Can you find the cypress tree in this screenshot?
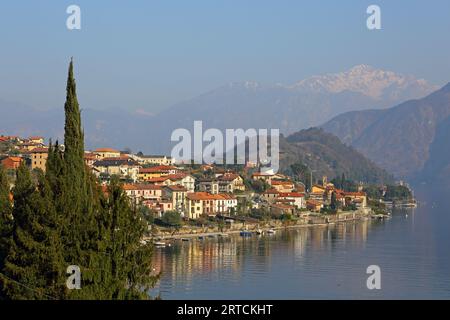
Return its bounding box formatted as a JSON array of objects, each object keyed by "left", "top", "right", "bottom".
[
  {"left": 1, "top": 165, "right": 65, "bottom": 299},
  {"left": 56, "top": 59, "right": 105, "bottom": 299},
  {"left": 0, "top": 164, "right": 13, "bottom": 299},
  {"left": 103, "top": 176, "right": 158, "bottom": 299}
]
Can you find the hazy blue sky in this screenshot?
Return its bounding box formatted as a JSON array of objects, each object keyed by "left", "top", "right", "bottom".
[{"left": 1, "top": 0, "right": 450, "bottom": 113}]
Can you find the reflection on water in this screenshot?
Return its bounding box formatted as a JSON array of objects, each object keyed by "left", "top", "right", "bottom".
[{"left": 151, "top": 187, "right": 450, "bottom": 299}]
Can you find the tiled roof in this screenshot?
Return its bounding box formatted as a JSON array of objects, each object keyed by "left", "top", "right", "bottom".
[
  {"left": 278, "top": 192, "right": 305, "bottom": 197},
  {"left": 94, "top": 148, "right": 120, "bottom": 153},
  {"left": 93, "top": 158, "right": 138, "bottom": 167},
  {"left": 30, "top": 147, "right": 49, "bottom": 153},
  {"left": 271, "top": 180, "right": 294, "bottom": 185},
  {"left": 123, "top": 184, "right": 162, "bottom": 191},
  {"left": 163, "top": 185, "right": 187, "bottom": 192}
]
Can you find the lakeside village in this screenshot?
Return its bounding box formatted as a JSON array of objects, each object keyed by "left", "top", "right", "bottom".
[{"left": 0, "top": 134, "right": 417, "bottom": 243}]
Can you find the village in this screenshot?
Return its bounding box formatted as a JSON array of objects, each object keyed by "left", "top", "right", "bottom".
[{"left": 0, "top": 134, "right": 380, "bottom": 234}]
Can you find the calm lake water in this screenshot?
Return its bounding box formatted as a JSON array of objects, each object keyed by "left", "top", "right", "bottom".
[{"left": 151, "top": 185, "right": 450, "bottom": 299}]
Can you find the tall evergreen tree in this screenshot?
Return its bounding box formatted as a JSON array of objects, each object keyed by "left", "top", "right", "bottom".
[
  {"left": 104, "top": 176, "right": 158, "bottom": 299},
  {"left": 55, "top": 60, "right": 106, "bottom": 299},
  {"left": 0, "top": 164, "right": 13, "bottom": 299},
  {"left": 1, "top": 165, "right": 65, "bottom": 299}
]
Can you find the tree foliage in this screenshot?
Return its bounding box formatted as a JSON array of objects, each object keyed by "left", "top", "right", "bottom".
[{"left": 0, "top": 60, "right": 157, "bottom": 300}]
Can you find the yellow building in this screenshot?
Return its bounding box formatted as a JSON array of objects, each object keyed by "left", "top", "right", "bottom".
[
  {"left": 30, "top": 147, "right": 49, "bottom": 172},
  {"left": 186, "top": 193, "right": 204, "bottom": 220},
  {"left": 93, "top": 148, "right": 121, "bottom": 159},
  {"left": 140, "top": 155, "right": 174, "bottom": 166},
  {"left": 311, "top": 184, "right": 326, "bottom": 194},
  {"left": 138, "top": 165, "right": 179, "bottom": 181}
]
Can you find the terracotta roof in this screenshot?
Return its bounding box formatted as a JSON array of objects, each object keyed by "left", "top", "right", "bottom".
[
  {"left": 166, "top": 173, "right": 190, "bottom": 181},
  {"left": 218, "top": 173, "right": 240, "bottom": 181},
  {"left": 1, "top": 157, "right": 23, "bottom": 170},
  {"left": 122, "top": 184, "right": 162, "bottom": 191},
  {"left": 163, "top": 185, "right": 187, "bottom": 192},
  {"left": 278, "top": 192, "right": 305, "bottom": 198},
  {"left": 93, "top": 158, "right": 138, "bottom": 167},
  {"left": 145, "top": 177, "right": 171, "bottom": 183},
  {"left": 30, "top": 147, "right": 49, "bottom": 153},
  {"left": 139, "top": 165, "right": 177, "bottom": 173},
  {"left": 186, "top": 192, "right": 232, "bottom": 201},
  {"left": 306, "top": 199, "right": 323, "bottom": 206},
  {"left": 94, "top": 148, "right": 120, "bottom": 153},
  {"left": 271, "top": 180, "right": 294, "bottom": 185}
]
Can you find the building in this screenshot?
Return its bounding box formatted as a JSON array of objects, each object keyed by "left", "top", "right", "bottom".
[
  {"left": 199, "top": 174, "right": 245, "bottom": 194},
  {"left": 84, "top": 152, "right": 98, "bottom": 167},
  {"left": 30, "top": 147, "right": 49, "bottom": 172},
  {"left": 138, "top": 165, "right": 179, "bottom": 180},
  {"left": 198, "top": 179, "right": 220, "bottom": 194},
  {"left": 139, "top": 155, "right": 174, "bottom": 166},
  {"left": 262, "top": 189, "right": 280, "bottom": 203},
  {"left": 270, "top": 180, "right": 295, "bottom": 192},
  {"left": 122, "top": 184, "right": 163, "bottom": 204},
  {"left": 217, "top": 173, "right": 245, "bottom": 192},
  {"left": 252, "top": 172, "right": 274, "bottom": 183},
  {"left": 1, "top": 156, "right": 23, "bottom": 181},
  {"left": 278, "top": 192, "right": 306, "bottom": 209},
  {"left": 93, "top": 148, "right": 121, "bottom": 159},
  {"left": 29, "top": 136, "right": 44, "bottom": 145},
  {"left": 145, "top": 173, "right": 195, "bottom": 192},
  {"left": 306, "top": 199, "right": 323, "bottom": 212},
  {"left": 342, "top": 191, "right": 367, "bottom": 208},
  {"left": 270, "top": 203, "right": 296, "bottom": 216},
  {"left": 93, "top": 157, "right": 140, "bottom": 181},
  {"left": 185, "top": 192, "right": 237, "bottom": 219},
  {"left": 217, "top": 193, "right": 238, "bottom": 215},
  {"left": 163, "top": 185, "right": 188, "bottom": 215},
  {"left": 1, "top": 156, "right": 23, "bottom": 171}
]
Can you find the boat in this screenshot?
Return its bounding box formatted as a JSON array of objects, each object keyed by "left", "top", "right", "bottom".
[
  {"left": 267, "top": 229, "right": 276, "bottom": 235},
  {"left": 218, "top": 233, "right": 229, "bottom": 238},
  {"left": 240, "top": 231, "right": 252, "bottom": 237},
  {"left": 198, "top": 236, "right": 205, "bottom": 240},
  {"left": 154, "top": 241, "right": 167, "bottom": 247},
  {"left": 181, "top": 238, "right": 190, "bottom": 242},
  {"left": 208, "top": 234, "right": 216, "bottom": 238}
]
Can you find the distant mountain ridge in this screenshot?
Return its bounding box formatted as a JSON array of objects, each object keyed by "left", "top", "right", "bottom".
[
  {"left": 0, "top": 65, "right": 437, "bottom": 155},
  {"left": 289, "top": 64, "right": 435, "bottom": 100},
  {"left": 322, "top": 83, "right": 450, "bottom": 181},
  {"left": 279, "top": 128, "right": 393, "bottom": 184}
]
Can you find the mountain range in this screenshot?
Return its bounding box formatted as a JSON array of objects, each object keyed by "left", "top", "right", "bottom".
[
  {"left": 279, "top": 128, "right": 393, "bottom": 184},
  {"left": 322, "top": 83, "right": 450, "bottom": 182},
  {"left": 0, "top": 65, "right": 437, "bottom": 155}
]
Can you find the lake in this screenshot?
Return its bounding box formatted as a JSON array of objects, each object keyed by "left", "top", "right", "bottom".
[{"left": 150, "top": 185, "right": 450, "bottom": 299}]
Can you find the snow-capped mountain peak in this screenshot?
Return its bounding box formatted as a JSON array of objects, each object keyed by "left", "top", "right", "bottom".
[{"left": 289, "top": 65, "right": 437, "bottom": 99}]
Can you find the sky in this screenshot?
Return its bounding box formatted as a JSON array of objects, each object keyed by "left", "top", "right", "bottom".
[{"left": 1, "top": 0, "right": 450, "bottom": 113}]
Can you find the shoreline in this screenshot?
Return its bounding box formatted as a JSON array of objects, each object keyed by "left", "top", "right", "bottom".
[{"left": 146, "top": 209, "right": 376, "bottom": 242}]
